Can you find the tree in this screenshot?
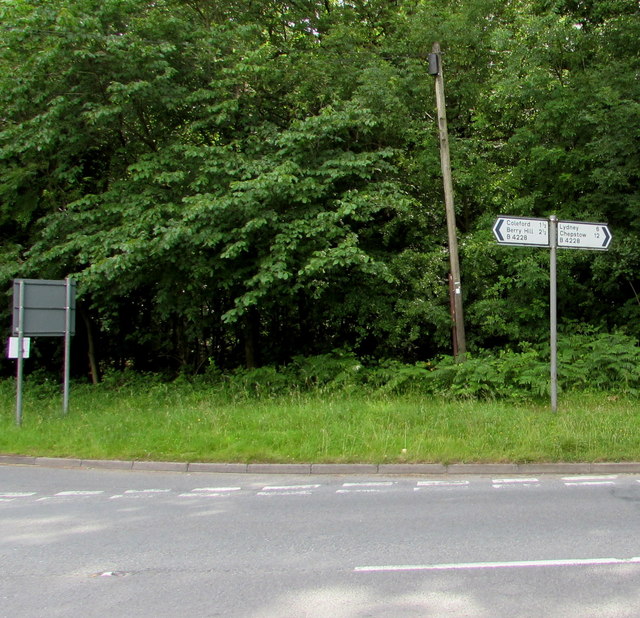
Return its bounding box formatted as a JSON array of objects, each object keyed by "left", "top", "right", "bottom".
[{"left": 1, "top": 0, "right": 637, "bottom": 377}]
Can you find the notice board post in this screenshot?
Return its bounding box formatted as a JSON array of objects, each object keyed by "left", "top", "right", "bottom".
[
  {"left": 11, "top": 278, "right": 76, "bottom": 425},
  {"left": 15, "top": 279, "right": 25, "bottom": 426}
]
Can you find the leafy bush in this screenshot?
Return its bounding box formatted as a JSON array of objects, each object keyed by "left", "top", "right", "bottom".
[
  {"left": 425, "top": 347, "right": 547, "bottom": 400},
  {"left": 558, "top": 332, "right": 640, "bottom": 395},
  {"left": 427, "top": 332, "right": 640, "bottom": 400},
  {"left": 288, "top": 350, "right": 365, "bottom": 390},
  {"left": 77, "top": 333, "right": 640, "bottom": 401}
]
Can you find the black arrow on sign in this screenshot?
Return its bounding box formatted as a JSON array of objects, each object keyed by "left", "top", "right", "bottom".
[{"left": 493, "top": 219, "right": 505, "bottom": 242}]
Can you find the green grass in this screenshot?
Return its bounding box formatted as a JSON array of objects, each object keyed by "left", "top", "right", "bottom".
[{"left": 1, "top": 377, "right": 639, "bottom": 463}]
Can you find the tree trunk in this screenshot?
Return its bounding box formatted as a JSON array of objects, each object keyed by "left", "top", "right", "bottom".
[
  {"left": 243, "top": 308, "right": 260, "bottom": 369},
  {"left": 80, "top": 308, "right": 100, "bottom": 384}
]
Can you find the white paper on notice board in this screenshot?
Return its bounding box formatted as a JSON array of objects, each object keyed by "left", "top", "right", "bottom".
[{"left": 7, "top": 337, "right": 31, "bottom": 359}]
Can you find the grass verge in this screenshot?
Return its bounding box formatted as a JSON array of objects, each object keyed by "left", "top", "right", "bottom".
[{"left": 0, "top": 378, "right": 638, "bottom": 463}]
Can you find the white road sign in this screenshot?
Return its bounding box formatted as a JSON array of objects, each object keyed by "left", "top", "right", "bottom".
[
  {"left": 557, "top": 221, "right": 611, "bottom": 250},
  {"left": 492, "top": 217, "right": 549, "bottom": 247},
  {"left": 7, "top": 337, "right": 30, "bottom": 359}
]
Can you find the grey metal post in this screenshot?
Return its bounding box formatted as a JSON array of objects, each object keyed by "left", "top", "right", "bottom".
[
  {"left": 63, "top": 278, "right": 72, "bottom": 414},
  {"left": 16, "top": 280, "right": 25, "bottom": 426},
  {"left": 549, "top": 216, "right": 558, "bottom": 413}
]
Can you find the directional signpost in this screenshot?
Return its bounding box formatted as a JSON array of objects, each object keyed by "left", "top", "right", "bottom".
[
  {"left": 493, "top": 216, "right": 612, "bottom": 412},
  {"left": 493, "top": 217, "right": 612, "bottom": 250},
  {"left": 557, "top": 221, "right": 612, "bottom": 250},
  {"left": 492, "top": 216, "right": 549, "bottom": 247}
]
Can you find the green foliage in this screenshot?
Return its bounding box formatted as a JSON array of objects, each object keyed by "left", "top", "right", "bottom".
[
  {"left": 558, "top": 332, "right": 640, "bottom": 395},
  {"left": 141, "top": 333, "right": 640, "bottom": 401},
  {"left": 429, "top": 332, "right": 640, "bottom": 400},
  {"left": 427, "top": 348, "right": 547, "bottom": 399},
  {"left": 0, "top": 0, "right": 639, "bottom": 375}
]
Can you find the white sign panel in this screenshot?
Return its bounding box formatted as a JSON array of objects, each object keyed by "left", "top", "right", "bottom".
[
  {"left": 7, "top": 337, "right": 30, "bottom": 359},
  {"left": 557, "top": 221, "right": 612, "bottom": 250},
  {"left": 493, "top": 217, "right": 549, "bottom": 247}
]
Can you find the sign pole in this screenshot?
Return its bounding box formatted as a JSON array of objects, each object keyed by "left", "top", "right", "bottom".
[
  {"left": 63, "top": 278, "right": 72, "bottom": 415},
  {"left": 16, "top": 280, "right": 25, "bottom": 426},
  {"left": 493, "top": 215, "right": 611, "bottom": 413},
  {"left": 549, "top": 216, "right": 558, "bottom": 413}
]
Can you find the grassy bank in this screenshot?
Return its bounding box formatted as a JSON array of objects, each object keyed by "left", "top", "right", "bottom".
[{"left": 0, "top": 376, "right": 639, "bottom": 463}]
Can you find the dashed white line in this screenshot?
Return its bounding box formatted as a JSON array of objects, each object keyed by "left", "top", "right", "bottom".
[
  {"left": 336, "top": 489, "right": 383, "bottom": 494},
  {"left": 562, "top": 475, "right": 617, "bottom": 482},
  {"left": 124, "top": 489, "right": 172, "bottom": 494},
  {"left": 342, "top": 482, "right": 395, "bottom": 488},
  {"left": 261, "top": 485, "right": 321, "bottom": 491},
  {"left": 112, "top": 489, "right": 173, "bottom": 499},
  {"left": 55, "top": 490, "right": 104, "bottom": 496},
  {"left": 493, "top": 478, "right": 540, "bottom": 488},
  {"left": 6, "top": 475, "right": 640, "bottom": 506},
  {"left": 258, "top": 485, "right": 319, "bottom": 496},
  {"left": 0, "top": 492, "right": 36, "bottom": 498},
  {"left": 415, "top": 480, "right": 470, "bottom": 489},
  {"left": 179, "top": 487, "right": 243, "bottom": 498},
  {"left": 493, "top": 478, "right": 539, "bottom": 485},
  {"left": 565, "top": 481, "right": 616, "bottom": 487},
  {"left": 191, "top": 487, "right": 241, "bottom": 493},
  {"left": 178, "top": 493, "right": 236, "bottom": 498},
  {"left": 563, "top": 475, "right": 617, "bottom": 487}
]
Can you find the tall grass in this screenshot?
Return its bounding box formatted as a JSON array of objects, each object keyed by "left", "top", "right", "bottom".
[{"left": 1, "top": 373, "right": 639, "bottom": 463}]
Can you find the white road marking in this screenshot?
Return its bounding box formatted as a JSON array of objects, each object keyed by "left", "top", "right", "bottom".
[
  {"left": 257, "top": 490, "right": 313, "bottom": 496},
  {"left": 191, "top": 487, "right": 241, "bottom": 492},
  {"left": 562, "top": 475, "right": 617, "bottom": 482},
  {"left": 0, "top": 492, "right": 36, "bottom": 498},
  {"left": 178, "top": 492, "right": 235, "bottom": 498},
  {"left": 492, "top": 478, "right": 539, "bottom": 484},
  {"left": 179, "top": 487, "right": 243, "bottom": 498},
  {"left": 124, "top": 489, "right": 172, "bottom": 494},
  {"left": 493, "top": 478, "right": 540, "bottom": 488},
  {"left": 564, "top": 481, "right": 616, "bottom": 487},
  {"left": 261, "top": 485, "right": 321, "bottom": 491},
  {"left": 342, "top": 482, "right": 394, "bottom": 487},
  {"left": 354, "top": 557, "right": 640, "bottom": 573},
  {"left": 112, "top": 488, "right": 173, "bottom": 499},
  {"left": 10, "top": 474, "right": 640, "bottom": 507},
  {"left": 416, "top": 480, "right": 470, "bottom": 488},
  {"left": 336, "top": 489, "right": 382, "bottom": 494},
  {"left": 55, "top": 490, "right": 104, "bottom": 496}
]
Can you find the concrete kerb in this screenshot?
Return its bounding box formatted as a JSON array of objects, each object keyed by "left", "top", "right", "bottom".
[
  {"left": 35, "top": 457, "right": 82, "bottom": 468},
  {"left": 3, "top": 455, "right": 640, "bottom": 475}
]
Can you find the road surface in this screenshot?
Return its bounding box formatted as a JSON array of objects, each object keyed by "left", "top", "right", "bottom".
[{"left": 2, "top": 466, "right": 640, "bottom": 617}]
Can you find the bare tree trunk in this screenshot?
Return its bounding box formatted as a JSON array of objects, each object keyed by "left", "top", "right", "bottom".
[
  {"left": 243, "top": 308, "right": 260, "bottom": 369},
  {"left": 81, "top": 308, "right": 100, "bottom": 384}
]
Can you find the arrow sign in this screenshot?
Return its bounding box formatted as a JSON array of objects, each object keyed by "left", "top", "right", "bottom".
[
  {"left": 557, "top": 221, "right": 612, "bottom": 250},
  {"left": 493, "top": 217, "right": 549, "bottom": 247}
]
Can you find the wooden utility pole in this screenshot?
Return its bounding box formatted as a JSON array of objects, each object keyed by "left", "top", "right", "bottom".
[{"left": 429, "top": 42, "right": 466, "bottom": 360}]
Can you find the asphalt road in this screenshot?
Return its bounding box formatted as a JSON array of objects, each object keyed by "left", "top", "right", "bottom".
[{"left": 2, "top": 466, "right": 640, "bottom": 617}]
